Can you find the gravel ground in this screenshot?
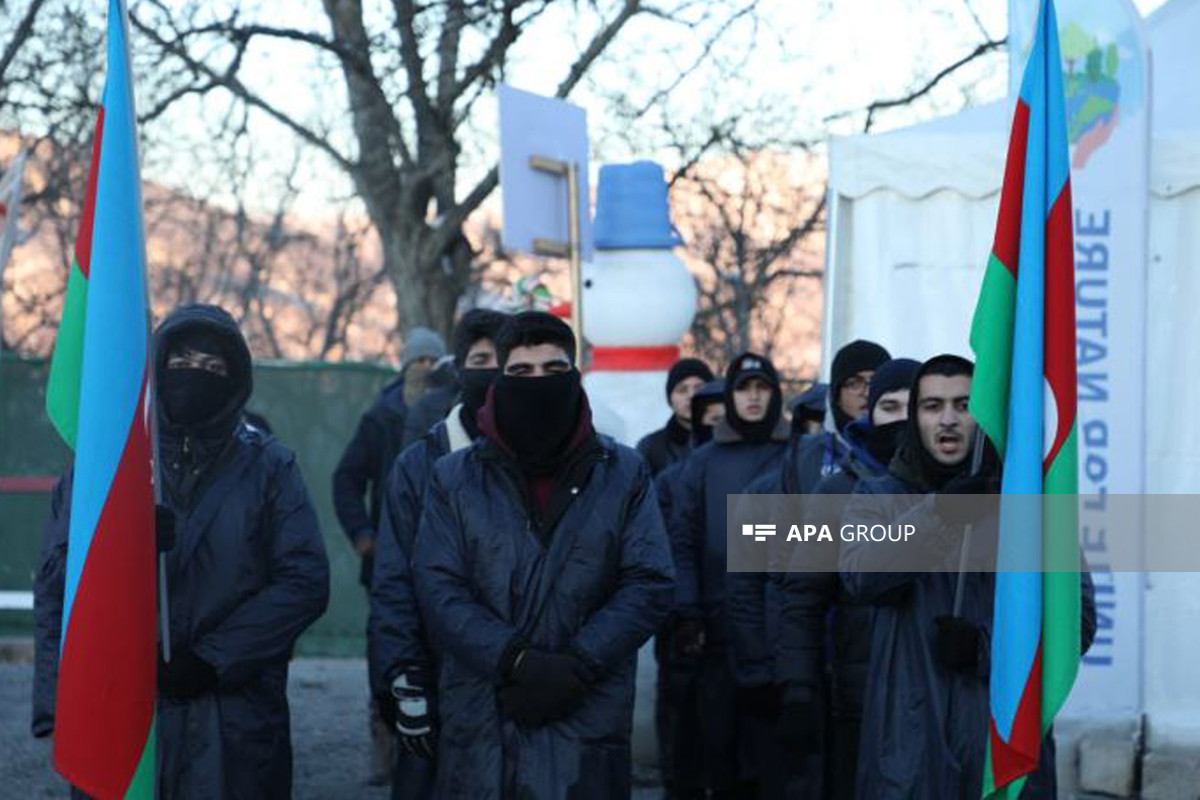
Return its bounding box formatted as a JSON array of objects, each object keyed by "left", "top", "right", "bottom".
[{"left": 1, "top": 658, "right": 662, "bottom": 799}]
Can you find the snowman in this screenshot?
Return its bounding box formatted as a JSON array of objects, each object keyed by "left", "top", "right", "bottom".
[{"left": 581, "top": 161, "right": 698, "bottom": 447}]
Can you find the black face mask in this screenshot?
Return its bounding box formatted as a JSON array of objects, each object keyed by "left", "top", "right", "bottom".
[
  {"left": 494, "top": 370, "right": 582, "bottom": 472},
  {"left": 159, "top": 368, "right": 234, "bottom": 427},
  {"left": 458, "top": 367, "right": 499, "bottom": 438},
  {"left": 861, "top": 419, "right": 906, "bottom": 465}
]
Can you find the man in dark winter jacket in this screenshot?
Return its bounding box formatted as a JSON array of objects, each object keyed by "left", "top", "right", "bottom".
[
  {"left": 637, "top": 358, "right": 714, "bottom": 476},
  {"left": 653, "top": 377, "right": 724, "bottom": 799},
  {"left": 634, "top": 355, "right": 712, "bottom": 798},
  {"left": 840, "top": 355, "right": 1096, "bottom": 800},
  {"left": 411, "top": 311, "right": 676, "bottom": 799},
  {"left": 772, "top": 357, "right": 920, "bottom": 800},
  {"left": 790, "top": 340, "right": 891, "bottom": 494},
  {"left": 334, "top": 325, "right": 447, "bottom": 586},
  {"left": 33, "top": 304, "right": 330, "bottom": 799},
  {"left": 368, "top": 307, "right": 508, "bottom": 799},
  {"left": 670, "top": 353, "right": 790, "bottom": 797},
  {"left": 333, "top": 324, "right": 445, "bottom": 782}
]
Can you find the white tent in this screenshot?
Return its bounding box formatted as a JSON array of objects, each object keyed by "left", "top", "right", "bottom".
[{"left": 824, "top": 0, "right": 1200, "bottom": 756}]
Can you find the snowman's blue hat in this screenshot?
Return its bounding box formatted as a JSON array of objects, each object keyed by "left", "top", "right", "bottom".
[{"left": 593, "top": 161, "right": 684, "bottom": 250}]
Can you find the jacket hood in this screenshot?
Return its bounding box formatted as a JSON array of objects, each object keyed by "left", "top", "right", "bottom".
[
  {"left": 889, "top": 354, "right": 998, "bottom": 491},
  {"left": 153, "top": 304, "right": 252, "bottom": 438}
]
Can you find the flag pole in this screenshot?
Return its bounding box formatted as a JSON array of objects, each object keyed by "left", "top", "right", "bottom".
[{"left": 952, "top": 426, "right": 987, "bottom": 617}]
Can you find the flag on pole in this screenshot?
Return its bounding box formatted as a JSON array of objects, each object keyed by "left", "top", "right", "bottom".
[
  {"left": 968, "top": 0, "right": 1081, "bottom": 796},
  {"left": 45, "top": 1, "right": 157, "bottom": 797}
]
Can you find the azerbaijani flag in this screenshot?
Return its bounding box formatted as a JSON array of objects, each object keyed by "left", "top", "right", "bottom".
[
  {"left": 968, "top": 0, "right": 1082, "bottom": 796},
  {"left": 44, "top": 1, "right": 158, "bottom": 797}
]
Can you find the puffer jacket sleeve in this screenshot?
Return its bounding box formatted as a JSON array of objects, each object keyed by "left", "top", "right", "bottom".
[
  {"left": 570, "top": 458, "right": 676, "bottom": 675},
  {"left": 839, "top": 482, "right": 939, "bottom": 605},
  {"left": 668, "top": 452, "right": 706, "bottom": 616},
  {"left": 1081, "top": 558, "right": 1097, "bottom": 655},
  {"left": 412, "top": 463, "right": 521, "bottom": 680},
  {"left": 32, "top": 473, "right": 71, "bottom": 738},
  {"left": 728, "top": 468, "right": 782, "bottom": 687},
  {"left": 332, "top": 413, "right": 380, "bottom": 545},
  {"left": 368, "top": 444, "right": 432, "bottom": 694},
  {"left": 775, "top": 473, "right": 847, "bottom": 687},
  {"left": 193, "top": 452, "right": 330, "bottom": 687}
]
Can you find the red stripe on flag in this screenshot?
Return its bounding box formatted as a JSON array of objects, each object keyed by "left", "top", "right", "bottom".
[
  {"left": 992, "top": 101, "right": 1031, "bottom": 275},
  {"left": 74, "top": 108, "right": 105, "bottom": 278},
  {"left": 1043, "top": 184, "right": 1077, "bottom": 472},
  {"left": 54, "top": 376, "right": 155, "bottom": 798},
  {"left": 989, "top": 643, "right": 1044, "bottom": 788}
]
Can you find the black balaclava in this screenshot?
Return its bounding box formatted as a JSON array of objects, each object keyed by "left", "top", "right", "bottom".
[
  {"left": 723, "top": 352, "right": 783, "bottom": 444},
  {"left": 453, "top": 308, "right": 509, "bottom": 438},
  {"left": 830, "top": 339, "right": 891, "bottom": 432},
  {"left": 492, "top": 311, "right": 584, "bottom": 473},
  {"left": 856, "top": 358, "right": 921, "bottom": 464},
  {"left": 666, "top": 358, "right": 714, "bottom": 401},
  {"left": 689, "top": 379, "right": 726, "bottom": 446},
  {"left": 890, "top": 354, "right": 991, "bottom": 491},
  {"left": 158, "top": 327, "right": 239, "bottom": 427},
  {"left": 493, "top": 370, "right": 583, "bottom": 474},
  {"left": 458, "top": 367, "right": 498, "bottom": 438}
]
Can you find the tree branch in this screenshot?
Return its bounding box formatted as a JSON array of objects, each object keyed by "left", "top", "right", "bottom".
[
  {"left": 825, "top": 36, "right": 1006, "bottom": 132},
  {"left": 0, "top": 0, "right": 48, "bottom": 85},
  {"left": 131, "top": 11, "right": 354, "bottom": 172},
  {"left": 555, "top": 0, "right": 643, "bottom": 98}
]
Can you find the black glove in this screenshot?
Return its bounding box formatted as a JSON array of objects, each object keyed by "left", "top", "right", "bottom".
[
  {"left": 390, "top": 665, "right": 436, "bottom": 759},
  {"left": 376, "top": 691, "right": 398, "bottom": 730},
  {"left": 155, "top": 504, "right": 176, "bottom": 553},
  {"left": 934, "top": 474, "right": 998, "bottom": 526},
  {"left": 738, "top": 682, "right": 782, "bottom": 721},
  {"left": 500, "top": 650, "right": 591, "bottom": 727},
  {"left": 776, "top": 683, "right": 823, "bottom": 754},
  {"left": 934, "top": 616, "right": 983, "bottom": 673},
  {"left": 671, "top": 617, "right": 706, "bottom": 661},
  {"left": 159, "top": 649, "right": 218, "bottom": 700}
]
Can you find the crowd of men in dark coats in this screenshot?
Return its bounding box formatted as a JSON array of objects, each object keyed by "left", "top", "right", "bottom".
[{"left": 32, "top": 302, "right": 1096, "bottom": 799}]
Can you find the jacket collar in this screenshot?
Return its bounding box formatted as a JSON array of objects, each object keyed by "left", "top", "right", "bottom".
[{"left": 713, "top": 415, "right": 790, "bottom": 445}]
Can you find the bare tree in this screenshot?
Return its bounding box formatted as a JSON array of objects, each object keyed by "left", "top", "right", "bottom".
[
  {"left": 124, "top": 0, "right": 760, "bottom": 340},
  {"left": 669, "top": 148, "right": 825, "bottom": 374}
]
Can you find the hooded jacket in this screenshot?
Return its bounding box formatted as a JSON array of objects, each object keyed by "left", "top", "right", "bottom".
[
  {"left": 33, "top": 304, "right": 330, "bottom": 799},
  {"left": 838, "top": 355, "right": 1095, "bottom": 800},
  {"left": 333, "top": 369, "right": 413, "bottom": 586},
  {"left": 410, "top": 423, "right": 675, "bottom": 799},
  {"left": 671, "top": 416, "right": 789, "bottom": 642}
]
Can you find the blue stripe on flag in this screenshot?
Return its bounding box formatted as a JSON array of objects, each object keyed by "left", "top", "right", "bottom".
[{"left": 62, "top": 0, "right": 150, "bottom": 641}]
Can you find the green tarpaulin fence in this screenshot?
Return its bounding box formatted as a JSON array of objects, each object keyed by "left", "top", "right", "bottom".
[{"left": 0, "top": 352, "right": 397, "bottom": 657}]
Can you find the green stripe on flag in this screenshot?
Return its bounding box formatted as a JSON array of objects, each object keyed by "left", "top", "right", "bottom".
[
  {"left": 968, "top": 253, "right": 1017, "bottom": 454},
  {"left": 1042, "top": 425, "right": 1081, "bottom": 727},
  {"left": 122, "top": 719, "right": 156, "bottom": 799},
  {"left": 46, "top": 259, "right": 89, "bottom": 448}
]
